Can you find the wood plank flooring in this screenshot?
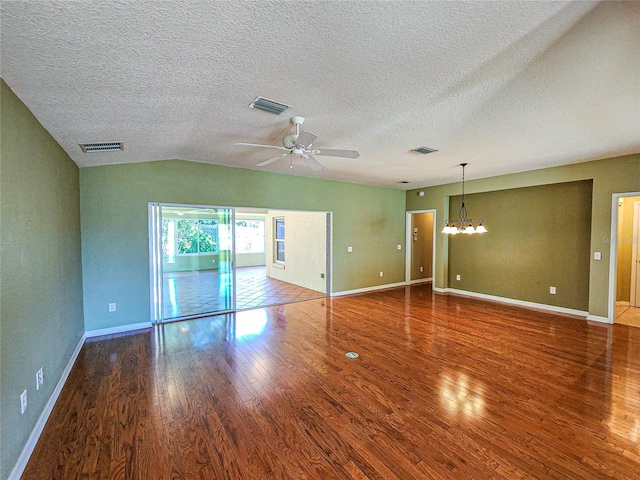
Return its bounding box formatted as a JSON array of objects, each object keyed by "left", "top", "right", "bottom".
[{"left": 22, "top": 285, "right": 640, "bottom": 479}]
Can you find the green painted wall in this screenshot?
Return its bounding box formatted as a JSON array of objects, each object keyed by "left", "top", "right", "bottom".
[
  {"left": 448, "top": 181, "right": 592, "bottom": 310},
  {"left": 406, "top": 154, "right": 640, "bottom": 318},
  {"left": 0, "top": 80, "right": 84, "bottom": 480},
  {"left": 80, "top": 161, "right": 406, "bottom": 331}
]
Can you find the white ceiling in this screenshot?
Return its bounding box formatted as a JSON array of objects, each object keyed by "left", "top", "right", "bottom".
[{"left": 1, "top": 1, "right": 638, "bottom": 189}]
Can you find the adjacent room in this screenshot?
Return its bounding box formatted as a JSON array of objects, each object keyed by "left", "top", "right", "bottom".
[{"left": 1, "top": 1, "right": 639, "bottom": 479}]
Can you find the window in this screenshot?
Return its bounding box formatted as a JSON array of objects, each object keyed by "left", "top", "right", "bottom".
[
  {"left": 162, "top": 218, "right": 219, "bottom": 257},
  {"left": 274, "top": 217, "right": 285, "bottom": 263},
  {"left": 235, "top": 220, "right": 265, "bottom": 254}
]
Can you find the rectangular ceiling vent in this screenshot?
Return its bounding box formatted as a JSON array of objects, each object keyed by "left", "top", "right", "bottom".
[
  {"left": 79, "top": 142, "right": 124, "bottom": 153},
  {"left": 412, "top": 146, "right": 438, "bottom": 155},
  {"left": 248, "top": 96, "right": 291, "bottom": 115}
]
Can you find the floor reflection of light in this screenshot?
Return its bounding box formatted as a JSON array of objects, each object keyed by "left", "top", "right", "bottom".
[
  {"left": 235, "top": 309, "right": 267, "bottom": 339},
  {"left": 168, "top": 278, "right": 178, "bottom": 317},
  {"left": 439, "top": 371, "right": 485, "bottom": 419}
]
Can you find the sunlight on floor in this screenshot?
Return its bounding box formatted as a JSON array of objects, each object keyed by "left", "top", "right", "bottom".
[{"left": 616, "top": 305, "right": 640, "bottom": 328}]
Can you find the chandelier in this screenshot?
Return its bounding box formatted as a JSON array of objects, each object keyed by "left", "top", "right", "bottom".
[{"left": 442, "top": 163, "right": 487, "bottom": 235}]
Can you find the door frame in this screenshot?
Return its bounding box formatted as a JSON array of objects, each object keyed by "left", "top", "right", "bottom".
[
  {"left": 630, "top": 201, "right": 640, "bottom": 307},
  {"left": 608, "top": 192, "right": 640, "bottom": 323},
  {"left": 405, "top": 209, "right": 437, "bottom": 285}
]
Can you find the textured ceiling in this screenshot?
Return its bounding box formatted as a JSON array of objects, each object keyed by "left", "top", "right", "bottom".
[{"left": 1, "top": 1, "right": 639, "bottom": 189}]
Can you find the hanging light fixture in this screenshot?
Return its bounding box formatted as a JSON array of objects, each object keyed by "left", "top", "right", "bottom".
[{"left": 442, "top": 163, "right": 487, "bottom": 235}]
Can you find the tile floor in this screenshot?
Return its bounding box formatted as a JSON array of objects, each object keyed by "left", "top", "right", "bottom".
[
  {"left": 163, "top": 266, "right": 324, "bottom": 319},
  {"left": 615, "top": 304, "right": 640, "bottom": 328}
]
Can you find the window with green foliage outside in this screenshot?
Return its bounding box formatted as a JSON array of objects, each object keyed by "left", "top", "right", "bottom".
[{"left": 162, "top": 218, "right": 219, "bottom": 255}]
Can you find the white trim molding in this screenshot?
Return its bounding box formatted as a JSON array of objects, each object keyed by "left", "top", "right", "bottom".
[
  {"left": 436, "top": 287, "right": 589, "bottom": 318},
  {"left": 332, "top": 282, "right": 406, "bottom": 297},
  {"left": 9, "top": 333, "right": 87, "bottom": 480},
  {"left": 85, "top": 321, "right": 152, "bottom": 338},
  {"left": 586, "top": 315, "right": 611, "bottom": 324},
  {"left": 409, "top": 278, "right": 433, "bottom": 285}
]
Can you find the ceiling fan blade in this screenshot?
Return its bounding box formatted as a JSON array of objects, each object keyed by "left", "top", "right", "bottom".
[
  {"left": 295, "top": 131, "right": 318, "bottom": 149},
  {"left": 235, "top": 142, "right": 289, "bottom": 151},
  {"left": 302, "top": 155, "right": 324, "bottom": 172},
  {"left": 257, "top": 153, "right": 288, "bottom": 167},
  {"left": 313, "top": 148, "right": 360, "bottom": 159}
]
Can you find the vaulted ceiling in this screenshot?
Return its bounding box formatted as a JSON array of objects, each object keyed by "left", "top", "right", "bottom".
[{"left": 1, "top": 1, "right": 638, "bottom": 188}]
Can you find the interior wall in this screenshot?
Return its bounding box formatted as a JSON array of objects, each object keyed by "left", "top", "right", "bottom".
[
  {"left": 616, "top": 196, "right": 640, "bottom": 302},
  {"left": 411, "top": 212, "right": 433, "bottom": 281},
  {"left": 448, "top": 181, "right": 592, "bottom": 311},
  {"left": 80, "top": 160, "right": 405, "bottom": 331},
  {"left": 265, "top": 210, "right": 327, "bottom": 293},
  {"left": 406, "top": 154, "right": 640, "bottom": 318},
  {"left": 0, "top": 80, "right": 85, "bottom": 480}
]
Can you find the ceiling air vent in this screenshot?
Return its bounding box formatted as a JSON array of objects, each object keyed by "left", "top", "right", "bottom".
[
  {"left": 79, "top": 142, "right": 124, "bottom": 153},
  {"left": 248, "top": 96, "right": 291, "bottom": 115},
  {"left": 412, "top": 146, "right": 438, "bottom": 155}
]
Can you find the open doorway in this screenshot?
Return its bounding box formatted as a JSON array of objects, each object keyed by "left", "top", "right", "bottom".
[
  {"left": 405, "top": 210, "right": 436, "bottom": 284},
  {"left": 235, "top": 208, "right": 327, "bottom": 311},
  {"left": 613, "top": 195, "right": 640, "bottom": 327}
]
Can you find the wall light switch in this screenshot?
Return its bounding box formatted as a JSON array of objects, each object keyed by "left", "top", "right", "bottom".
[
  {"left": 456, "top": 275, "right": 461, "bottom": 281},
  {"left": 347, "top": 246, "right": 353, "bottom": 253},
  {"left": 594, "top": 252, "right": 601, "bottom": 260}
]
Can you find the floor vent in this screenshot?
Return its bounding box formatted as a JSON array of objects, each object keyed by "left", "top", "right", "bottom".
[
  {"left": 79, "top": 142, "right": 124, "bottom": 153},
  {"left": 248, "top": 96, "right": 291, "bottom": 115}
]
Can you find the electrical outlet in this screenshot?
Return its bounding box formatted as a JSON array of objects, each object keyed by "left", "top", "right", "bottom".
[
  {"left": 20, "top": 390, "right": 27, "bottom": 414},
  {"left": 420, "top": 266, "right": 423, "bottom": 272},
  {"left": 108, "top": 303, "right": 116, "bottom": 312},
  {"left": 456, "top": 275, "right": 461, "bottom": 281},
  {"left": 379, "top": 271, "right": 384, "bottom": 277},
  {"left": 550, "top": 286, "right": 556, "bottom": 294},
  {"left": 594, "top": 252, "right": 602, "bottom": 260},
  {"left": 320, "top": 273, "right": 325, "bottom": 278},
  {"left": 397, "top": 244, "right": 402, "bottom": 250},
  {"left": 347, "top": 246, "right": 353, "bottom": 253}
]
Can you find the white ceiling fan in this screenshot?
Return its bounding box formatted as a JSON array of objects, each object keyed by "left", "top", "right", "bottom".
[{"left": 235, "top": 116, "right": 359, "bottom": 171}]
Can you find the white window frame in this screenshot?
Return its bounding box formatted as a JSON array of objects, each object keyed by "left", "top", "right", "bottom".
[{"left": 274, "top": 217, "right": 285, "bottom": 264}]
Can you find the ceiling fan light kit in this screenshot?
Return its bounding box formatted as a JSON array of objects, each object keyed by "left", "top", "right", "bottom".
[
  {"left": 235, "top": 116, "right": 359, "bottom": 171},
  {"left": 442, "top": 163, "right": 487, "bottom": 235}
]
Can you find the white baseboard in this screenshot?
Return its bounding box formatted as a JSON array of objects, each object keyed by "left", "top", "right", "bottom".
[
  {"left": 438, "top": 288, "right": 589, "bottom": 318},
  {"left": 409, "top": 278, "right": 432, "bottom": 285},
  {"left": 587, "top": 315, "right": 612, "bottom": 324},
  {"left": 8, "top": 332, "right": 87, "bottom": 480},
  {"left": 85, "top": 321, "right": 152, "bottom": 338},
  {"left": 332, "top": 282, "right": 406, "bottom": 297},
  {"left": 616, "top": 301, "right": 630, "bottom": 307},
  {"left": 432, "top": 286, "right": 447, "bottom": 294}
]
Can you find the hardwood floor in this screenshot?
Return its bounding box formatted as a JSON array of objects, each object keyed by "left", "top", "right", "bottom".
[{"left": 22, "top": 285, "right": 640, "bottom": 479}]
